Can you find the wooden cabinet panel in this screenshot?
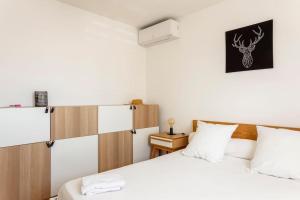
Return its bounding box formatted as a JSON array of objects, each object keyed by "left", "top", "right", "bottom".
[
  {"left": 133, "top": 127, "right": 159, "bottom": 163},
  {"left": 51, "top": 106, "right": 98, "bottom": 140},
  {"left": 133, "top": 105, "right": 159, "bottom": 129},
  {"left": 98, "top": 105, "right": 133, "bottom": 134},
  {"left": 99, "top": 131, "right": 133, "bottom": 172},
  {"left": 0, "top": 143, "right": 50, "bottom": 200},
  {"left": 0, "top": 107, "right": 50, "bottom": 148}
]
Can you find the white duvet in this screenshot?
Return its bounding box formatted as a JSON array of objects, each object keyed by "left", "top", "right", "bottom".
[{"left": 59, "top": 151, "right": 300, "bottom": 200}]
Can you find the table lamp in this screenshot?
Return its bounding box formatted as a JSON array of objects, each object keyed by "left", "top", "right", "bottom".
[{"left": 168, "top": 118, "right": 175, "bottom": 135}]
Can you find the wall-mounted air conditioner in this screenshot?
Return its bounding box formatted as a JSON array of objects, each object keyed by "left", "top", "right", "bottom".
[{"left": 138, "top": 19, "right": 180, "bottom": 47}]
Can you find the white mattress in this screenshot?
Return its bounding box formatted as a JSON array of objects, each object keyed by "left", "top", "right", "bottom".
[{"left": 59, "top": 151, "right": 300, "bottom": 200}]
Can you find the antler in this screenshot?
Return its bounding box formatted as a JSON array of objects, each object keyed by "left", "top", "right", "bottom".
[
  {"left": 250, "top": 26, "right": 264, "bottom": 46},
  {"left": 232, "top": 34, "right": 245, "bottom": 49}
]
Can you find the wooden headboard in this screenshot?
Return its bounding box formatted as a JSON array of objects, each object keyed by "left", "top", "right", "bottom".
[{"left": 192, "top": 120, "right": 300, "bottom": 140}]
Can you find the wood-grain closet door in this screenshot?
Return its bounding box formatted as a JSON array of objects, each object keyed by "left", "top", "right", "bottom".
[
  {"left": 133, "top": 105, "right": 159, "bottom": 129},
  {"left": 51, "top": 106, "right": 98, "bottom": 140},
  {"left": 132, "top": 104, "right": 159, "bottom": 163},
  {"left": 0, "top": 143, "right": 50, "bottom": 200},
  {"left": 99, "top": 131, "right": 133, "bottom": 172}
]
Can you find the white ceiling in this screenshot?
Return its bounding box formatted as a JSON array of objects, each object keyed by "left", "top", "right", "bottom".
[{"left": 58, "top": 0, "right": 224, "bottom": 28}]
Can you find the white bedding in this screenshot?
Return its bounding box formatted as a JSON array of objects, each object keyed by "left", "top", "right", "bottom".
[{"left": 59, "top": 151, "right": 300, "bottom": 200}]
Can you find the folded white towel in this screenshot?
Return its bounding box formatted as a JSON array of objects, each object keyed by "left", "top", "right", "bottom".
[
  {"left": 84, "top": 186, "right": 121, "bottom": 196},
  {"left": 81, "top": 174, "right": 125, "bottom": 196}
]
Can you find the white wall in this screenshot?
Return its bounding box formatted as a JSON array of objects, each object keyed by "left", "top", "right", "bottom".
[
  {"left": 147, "top": 0, "right": 300, "bottom": 132},
  {"left": 0, "top": 0, "right": 146, "bottom": 107}
]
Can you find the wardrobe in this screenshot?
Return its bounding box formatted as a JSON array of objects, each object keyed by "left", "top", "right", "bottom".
[{"left": 0, "top": 104, "right": 159, "bottom": 200}]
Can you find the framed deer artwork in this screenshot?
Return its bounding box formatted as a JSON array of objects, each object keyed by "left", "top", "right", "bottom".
[{"left": 226, "top": 20, "right": 273, "bottom": 73}]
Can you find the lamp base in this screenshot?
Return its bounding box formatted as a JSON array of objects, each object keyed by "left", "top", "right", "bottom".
[{"left": 168, "top": 127, "right": 174, "bottom": 135}]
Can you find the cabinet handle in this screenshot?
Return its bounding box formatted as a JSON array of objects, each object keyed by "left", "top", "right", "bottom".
[
  {"left": 130, "top": 105, "right": 133, "bottom": 110},
  {"left": 133, "top": 105, "right": 136, "bottom": 110},
  {"left": 45, "top": 107, "right": 49, "bottom": 113},
  {"left": 131, "top": 130, "right": 137, "bottom": 135},
  {"left": 50, "top": 107, "right": 55, "bottom": 113},
  {"left": 46, "top": 140, "right": 55, "bottom": 148}
]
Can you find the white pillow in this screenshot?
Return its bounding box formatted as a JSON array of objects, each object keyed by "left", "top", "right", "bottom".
[
  {"left": 189, "top": 134, "right": 256, "bottom": 160},
  {"left": 251, "top": 126, "right": 300, "bottom": 179},
  {"left": 225, "top": 139, "right": 256, "bottom": 160},
  {"left": 182, "top": 121, "right": 238, "bottom": 162},
  {"left": 188, "top": 132, "right": 197, "bottom": 142}
]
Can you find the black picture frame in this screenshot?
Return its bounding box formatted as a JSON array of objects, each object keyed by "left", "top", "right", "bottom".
[{"left": 226, "top": 20, "right": 273, "bottom": 73}]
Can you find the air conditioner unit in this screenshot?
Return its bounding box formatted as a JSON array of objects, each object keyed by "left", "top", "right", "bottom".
[{"left": 138, "top": 19, "right": 180, "bottom": 47}]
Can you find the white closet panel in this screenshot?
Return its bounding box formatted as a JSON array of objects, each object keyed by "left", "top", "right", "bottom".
[
  {"left": 133, "top": 126, "right": 159, "bottom": 163},
  {"left": 98, "top": 105, "right": 133, "bottom": 134},
  {"left": 51, "top": 135, "right": 98, "bottom": 196},
  {"left": 0, "top": 107, "right": 50, "bottom": 148}
]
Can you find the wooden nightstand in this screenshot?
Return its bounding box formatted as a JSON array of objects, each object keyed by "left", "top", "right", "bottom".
[{"left": 150, "top": 133, "right": 188, "bottom": 158}]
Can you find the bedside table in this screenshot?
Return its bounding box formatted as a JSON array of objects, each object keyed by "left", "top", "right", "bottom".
[{"left": 150, "top": 133, "right": 188, "bottom": 158}]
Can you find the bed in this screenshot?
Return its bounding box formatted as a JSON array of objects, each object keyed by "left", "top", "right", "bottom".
[{"left": 58, "top": 120, "right": 300, "bottom": 200}]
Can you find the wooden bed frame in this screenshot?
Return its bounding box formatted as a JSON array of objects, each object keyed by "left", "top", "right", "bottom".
[{"left": 192, "top": 120, "right": 300, "bottom": 140}]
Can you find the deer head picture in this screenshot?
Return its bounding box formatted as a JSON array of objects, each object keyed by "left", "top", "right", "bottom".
[
  {"left": 232, "top": 26, "right": 264, "bottom": 68},
  {"left": 226, "top": 20, "right": 273, "bottom": 73}
]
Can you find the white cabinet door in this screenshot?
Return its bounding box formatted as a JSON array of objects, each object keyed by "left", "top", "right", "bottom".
[
  {"left": 51, "top": 135, "right": 98, "bottom": 196},
  {"left": 98, "top": 105, "right": 133, "bottom": 134},
  {"left": 0, "top": 107, "right": 50, "bottom": 147},
  {"left": 133, "top": 127, "right": 159, "bottom": 163}
]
